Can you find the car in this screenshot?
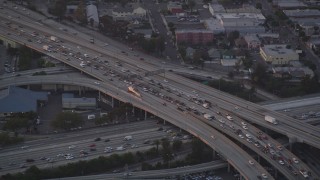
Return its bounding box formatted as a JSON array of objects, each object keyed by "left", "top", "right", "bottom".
[
  {"left": 279, "top": 160, "right": 285, "bottom": 165},
  {"left": 90, "top": 148, "right": 96, "bottom": 151},
  {"left": 245, "top": 134, "right": 252, "bottom": 138},
  {"left": 26, "top": 159, "right": 35, "bottom": 163},
  {"left": 68, "top": 145, "right": 76, "bottom": 149},
  {"left": 249, "top": 160, "right": 254, "bottom": 165},
  {"left": 292, "top": 158, "right": 299, "bottom": 164},
  {"left": 131, "top": 144, "right": 138, "bottom": 148},
  {"left": 21, "top": 146, "right": 29, "bottom": 150},
  {"left": 246, "top": 138, "right": 252, "bottom": 143},
  {"left": 238, "top": 134, "right": 244, "bottom": 139},
  {"left": 66, "top": 156, "right": 74, "bottom": 160},
  {"left": 277, "top": 145, "right": 283, "bottom": 151},
  {"left": 19, "top": 163, "right": 27, "bottom": 168},
  {"left": 261, "top": 173, "right": 268, "bottom": 179},
  {"left": 163, "top": 79, "right": 168, "bottom": 83},
  {"left": 241, "top": 121, "right": 247, "bottom": 126},
  {"left": 143, "top": 139, "right": 151, "bottom": 144},
  {"left": 104, "top": 139, "right": 110, "bottom": 142},
  {"left": 94, "top": 137, "right": 101, "bottom": 141},
  {"left": 94, "top": 81, "right": 100, "bottom": 85},
  {"left": 242, "top": 126, "right": 248, "bottom": 130},
  {"left": 89, "top": 144, "right": 96, "bottom": 147}
]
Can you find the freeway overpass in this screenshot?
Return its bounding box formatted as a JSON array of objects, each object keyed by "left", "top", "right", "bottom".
[
  {"left": 0, "top": 3, "right": 319, "bottom": 179},
  {"left": 51, "top": 160, "right": 228, "bottom": 180}
]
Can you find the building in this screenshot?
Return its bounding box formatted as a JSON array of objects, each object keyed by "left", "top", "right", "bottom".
[
  {"left": 283, "top": 9, "right": 320, "bottom": 18},
  {"left": 260, "top": 45, "right": 299, "bottom": 65},
  {"left": 226, "top": 5, "right": 261, "bottom": 13},
  {"left": 273, "top": 0, "right": 307, "bottom": 9},
  {"left": 220, "top": 49, "right": 242, "bottom": 66},
  {"left": 272, "top": 67, "right": 314, "bottom": 80},
  {"left": 216, "top": 13, "right": 266, "bottom": 34},
  {"left": 86, "top": 4, "right": 99, "bottom": 27},
  {"left": 207, "top": 48, "right": 221, "bottom": 60},
  {"left": 175, "top": 30, "right": 214, "bottom": 45},
  {"left": 112, "top": 4, "right": 147, "bottom": 21},
  {"left": 0, "top": 86, "right": 48, "bottom": 117},
  {"left": 167, "top": 1, "right": 184, "bottom": 14},
  {"left": 244, "top": 34, "right": 261, "bottom": 49},
  {"left": 208, "top": 3, "right": 226, "bottom": 16},
  {"left": 203, "top": 18, "right": 225, "bottom": 34},
  {"left": 62, "top": 93, "right": 96, "bottom": 110}
]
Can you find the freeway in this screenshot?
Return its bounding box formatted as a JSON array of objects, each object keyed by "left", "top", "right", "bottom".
[
  {"left": 0, "top": 120, "right": 170, "bottom": 175},
  {"left": 51, "top": 160, "right": 227, "bottom": 180},
  {"left": 2, "top": 5, "right": 319, "bottom": 151},
  {"left": 0, "top": 3, "right": 319, "bottom": 179},
  {"left": 0, "top": 76, "right": 273, "bottom": 180}
]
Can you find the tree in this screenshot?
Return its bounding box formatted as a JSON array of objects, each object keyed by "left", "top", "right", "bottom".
[
  {"left": 74, "top": 0, "right": 87, "bottom": 25},
  {"left": 19, "top": 46, "right": 33, "bottom": 70},
  {"left": 167, "top": 22, "right": 174, "bottom": 29},
  {"left": 51, "top": 112, "right": 84, "bottom": 130},
  {"left": 89, "top": 18, "right": 94, "bottom": 27},
  {"left": 188, "top": 0, "right": 196, "bottom": 13},
  {"left": 51, "top": 0, "right": 66, "bottom": 20},
  {"left": 172, "top": 140, "right": 182, "bottom": 151},
  {"left": 3, "top": 117, "right": 29, "bottom": 132},
  {"left": 255, "top": 3, "right": 262, "bottom": 9},
  {"left": 154, "top": 139, "right": 160, "bottom": 154},
  {"left": 252, "top": 63, "right": 268, "bottom": 85},
  {"left": 227, "top": 31, "right": 240, "bottom": 46},
  {"left": 242, "top": 57, "right": 253, "bottom": 69}
]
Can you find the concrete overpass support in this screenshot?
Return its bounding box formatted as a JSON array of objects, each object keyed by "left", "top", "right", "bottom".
[
  {"left": 111, "top": 97, "right": 114, "bottom": 108},
  {"left": 98, "top": 91, "right": 101, "bottom": 101},
  {"left": 212, "top": 150, "right": 216, "bottom": 159},
  {"left": 274, "top": 169, "right": 278, "bottom": 179},
  {"left": 227, "top": 163, "right": 231, "bottom": 173},
  {"left": 144, "top": 111, "right": 147, "bottom": 120},
  {"left": 257, "top": 155, "right": 260, "bottom": 163},
  {"left": 163, "top": 120, "right": 166, "bottom": 125},
  {"left": 288, "top": 137, "right": 297, "bottom": 151},
  {"left": 78, "top": 86, "right": 82, "bottom": 96}
]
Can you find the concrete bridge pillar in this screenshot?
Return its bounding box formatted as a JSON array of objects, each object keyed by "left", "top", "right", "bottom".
[
  {"left": 98, "top": 91, "right": 101, "bottom": 101},
  {"left": 274, "top": 169, "right": 278, "bottom": 179},
  {"left": 111, "top": 97, "right": 114, "bottom": 108},
  {"left": 227, "top": 163, "right": 231, "bottom": 173},
  {"left": 212, "top": 150, "right": 216, "bottom": 159},
  {"left": 163, "top": 120, "right": 166, "bottom": 125},
  {"left": 78, "top": 86, "right": 82, "bottom": 96},
  {"left": 132, "top": 106, "right": 135, "bottom": 115},
  {"left": 289, "top": 137, "right": 297, "bottom": 151},
  {"left": 144, "top": 111, "right": 147, "bottom": 120},
  {"left": 257, "top": 155, "right": 260, "bottom": 163}
]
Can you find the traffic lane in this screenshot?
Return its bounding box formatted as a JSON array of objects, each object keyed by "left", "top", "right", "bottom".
[{"left": 0, "top": 129, "right": 168, "bottom": 175}]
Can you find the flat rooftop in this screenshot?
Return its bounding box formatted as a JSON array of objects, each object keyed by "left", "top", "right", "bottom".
[{"left": 261, "top": 44, "right": 298, "bottom": 56}]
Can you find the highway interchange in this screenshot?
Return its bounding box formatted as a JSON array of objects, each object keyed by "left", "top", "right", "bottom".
[{"left": 0, "top": 2, "right": 319, "bottom": 179}]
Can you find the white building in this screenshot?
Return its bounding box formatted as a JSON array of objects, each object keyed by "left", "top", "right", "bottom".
[
  {"left": 260, "top": 45, "right": 299, "bottom": 65},
  {"left": 112, "top": 4, "right": 147, "bottom": 21},
  {"left": 244, "top": 34, "right": 261, "bottom": 49},
  {"left": 203, "top": 18, "right": 225, "bottom": 34},
  {"left": 216, "top": 13, "right": 266, "bottom": 34},
  {"left": 86, "top": 4, "right": 99, "bottom": 27},
  {"left": 208, "top": 3, "right": 225, "bottom": 16}
]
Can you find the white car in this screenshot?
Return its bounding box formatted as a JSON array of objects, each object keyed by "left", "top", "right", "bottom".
[
  {"left": 66, "top": 156, "right": 74, "bottom": 160},
  {"left": 238, "top": 134, "right": 244, "bottom": 139},
  {"left": 245, "top": 134, "right": 252, "bottom": 138},
  {"left": 241, "top": 121, "right": 247, "bottom": 126},
  {"left": 278, "top": 160, "right": 285, "bottom": 165},
  {"left": 163, "top": 79, "right": 168, "bottom": 83},
  {"left": 249, "top": 160, "right": 254, "bottom": 165},
  {"left": 261, "top": 173, "right": 268, "bottom": 179},
  {"left": 242, "top": 126, "right": 248, "bottom": 130},
  {"left": 94, "top": 81, "right": 100, "bottom": 85},
  {"left": 292, "top": 158, "right": 299, "bottom": 164},
  {"left": 246, "top": 138, "right": 252, "bottom": 143},
  {"left": 68, "top": 145, "right": 76, "bottom": 149}
]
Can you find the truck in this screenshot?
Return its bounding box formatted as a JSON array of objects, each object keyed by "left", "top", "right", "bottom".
[
  {"left": 265, "top": 115, "right": 278, "bottom": 125},
  {"left": 50, "top": 36, "right": 58, "bottom": 42},
  {"left": 43, "top": 45, "right": 51, "bottom": 52},
  {"left": 128, "top": 86, "right": 141, "bottom": 97},
  {"left": 123, "top": 135, "right": 132, "bottom": 141}
]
